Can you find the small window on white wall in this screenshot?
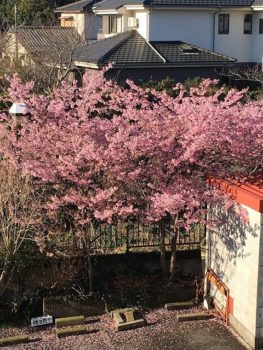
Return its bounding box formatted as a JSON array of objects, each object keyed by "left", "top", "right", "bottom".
[
  {"left": 244, "top": 14, "right": 253, "bottom": 34},
  {"left": 218, "top": 14, "right": 229, "bottom": 34},
  {"left": 259, "top": 19, "right": 263, "bottom": 34}
]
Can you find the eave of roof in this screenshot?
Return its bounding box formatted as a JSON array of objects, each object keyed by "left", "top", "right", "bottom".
[
  {"left": 55, "top": 0, "right": 95, "bottom": 13},
  {"left": 210, "top": 178, "right": 263, "bottom": 213},
  {"left": 93, "top": 0, "right": 255, "bottom": 11}
]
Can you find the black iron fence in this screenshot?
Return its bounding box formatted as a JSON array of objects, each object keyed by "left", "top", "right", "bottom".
[{"left": 55, "top": 219, "right": 204, "bottom": 253}]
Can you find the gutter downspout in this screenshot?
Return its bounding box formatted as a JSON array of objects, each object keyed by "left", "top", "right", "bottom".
[{"left": 213, "top": 8, "right": 221, "bottom": 52}]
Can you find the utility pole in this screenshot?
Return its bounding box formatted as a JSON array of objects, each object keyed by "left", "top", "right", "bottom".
[{"left": 15, "top": 1, "right": 18, "bottom": 61}]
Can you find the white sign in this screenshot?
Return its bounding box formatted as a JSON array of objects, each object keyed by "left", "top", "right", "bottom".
[{"left": 31, "top": 315, "right": 53, "bottom": 327}]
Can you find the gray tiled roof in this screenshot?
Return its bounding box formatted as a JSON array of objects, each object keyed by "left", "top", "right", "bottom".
[
  {"left": 73, "top": 30, "right": 235, "bottom": 67},
  {"left": 55, "top": 0, "right": 97, "bottom": 12},
  {"left": 252, "top": 0, "right": 263, "bottom": 5},
  {"left": 13, "top": 26, "right": 82, "bottom": 63},
  {"left": 94, "top": 0, "right": 254, "bottom": 9},
  {"left": 74, "top": 31, "right": 133, "bottom": 63},
  {"left": 93, "top": 0, "right": 144, "bottom": 10},
  {"left": 152, "top": 41, "right": 234, "bottom": 63},
  {"left": 145, "top": 0, "right": 254, "bottom": 6}
]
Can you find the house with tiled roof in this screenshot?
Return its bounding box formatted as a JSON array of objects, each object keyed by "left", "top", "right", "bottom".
[
  {"left": 5, "top": 26, "right": 81, "bottom": 67},
  {"left": 55, "top": 0, "right": 102, "bottom": 40},
  {"left": 91, "top": 0, "right": 263, "bottom": 63},
  {"left": 72, "top": 29, "right": 235, "bottom": 82},
  {"left": 55, "top": 0, "right": 262, "bottom": 82}
]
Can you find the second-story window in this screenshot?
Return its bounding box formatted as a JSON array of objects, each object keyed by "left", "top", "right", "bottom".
[
  {"left": 109, "top": 16, "right": 122, "bottom": 34},
  {"left": 244, "top": 14, "right": 253, "bottom": 34},
  {"left": 218, "top": 14, "right": 229, "bottom": 34},
  {"left": 259, "top": 19, "right": 263, "bottom": 34}
]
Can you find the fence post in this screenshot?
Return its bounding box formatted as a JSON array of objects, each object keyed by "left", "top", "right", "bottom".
[{"left": 126, "top": 225, "right": 129, "bottom": 253}]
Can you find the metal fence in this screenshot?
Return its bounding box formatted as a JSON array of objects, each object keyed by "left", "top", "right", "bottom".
[{"left": 56, "top": 219, "right": 204, "bottom": 253}]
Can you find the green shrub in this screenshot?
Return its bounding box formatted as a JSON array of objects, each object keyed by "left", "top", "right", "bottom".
[
  {"left": 57, "top": 325, "right": 86, "bottom": 338},
  {"left": 0, "top": 335, "right": 29, "bottom": 347},
  {"left": 55, "top": 315, "right": 85, "bottom": 328}
]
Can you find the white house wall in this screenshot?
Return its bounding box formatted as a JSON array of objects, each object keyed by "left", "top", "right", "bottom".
[
  {"left": 135, "top": 10, "right": 149, "bottom": 40},
  {"left": 148, "top": 10, "right": 214, "bottom": 50},
  {"left": 61, "top": 13, "right": 85, "bottom": 36},
  {"left": 145, "top": 8, "right": 261, "bottom": 62},
  {"left": 252, "top": 11, "right": 263, "bottom": 62},
  {"left": 207, "top": 204, "right": 263, "bottom": 348},
  {"left": 61, "top": 13, "right": 101, "bottom": 40},
  {"left": 214, "top": 10, "right": 253, "bottom": 62}
]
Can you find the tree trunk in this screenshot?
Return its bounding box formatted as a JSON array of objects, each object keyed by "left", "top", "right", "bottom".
[
  {"left": 169, "top": 230, "right": 178, "bottom": 282},
  {"left": 83, "top": 225, "right": 93, "bottom": 295},
  {"left": 0, "top": 256, "right": 14, "bottom": 297},
  {"left": 87, "top": 234, "right": 93, "bottom": 295},
  {"left": 159, "top": 219, "right": 166, "bottom": 277}
]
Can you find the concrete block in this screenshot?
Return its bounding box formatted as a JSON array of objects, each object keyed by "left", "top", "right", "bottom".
[
  {"left": 116, "top": 319, "right": 145, "bottom": 331},
  {"left": 125, "top": 310, "right": 135, "bottom": 323},
  {"left": 177, "top": 312, "right": 212, "bottom": 322},
  {"left": 57, "top": 325, "right": 86, "bottom": 338},
  {"left": 55, "top": 315, "right": 85, "bottom": 328},
  {"left": 113, "top": 312, "right": 125, "bottom": 324},
  {"left": 165, "top": 301, "right": 193, "bottom": 311},
  {"left": 0, "top": 335, "right": 29, "bottom": 347}
]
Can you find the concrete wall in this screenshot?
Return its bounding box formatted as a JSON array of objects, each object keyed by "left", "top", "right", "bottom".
[{"left": 207, "top": 204, "right": 263, "bottom": 348}]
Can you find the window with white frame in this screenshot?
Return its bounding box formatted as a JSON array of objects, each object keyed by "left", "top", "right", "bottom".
[
  {"left": 244, "top": 14, "right": 253, "bottom": 34},
  {"left": 218, "top": 14, "right": 229, "bottom": 34}
]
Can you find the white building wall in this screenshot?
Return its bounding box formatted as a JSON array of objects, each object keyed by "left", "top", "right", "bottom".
[
  {"left": 252, "top": 11, "right": 263, "bottom": 63},
  {"left": 148, "top": 10, "right": 214, "bottom": 50},
  {"left": 135, "top": 10, "right": 149, "bottom": 40},
  {"left": 214, "top": 10, "right": 253, "bottom": 62},
  {"left": 121, "top": 9, "right": 131, "bottom": 33},
  {"left": 256, "top": 218, "right": 263, "bottom": 341},
  {"left": 61, "top": 13, "right": 101, "bottom": 40},
  {"left": 61, "top": 13, "right": 85, "bottom": 36},
  {"left": 207, "top": 204, "right": 263, "bottom": 347}
]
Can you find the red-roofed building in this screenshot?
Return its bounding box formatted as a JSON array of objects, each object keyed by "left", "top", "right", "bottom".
[{"left": 206, "top": 180, "right": 263, "bottom": 349}]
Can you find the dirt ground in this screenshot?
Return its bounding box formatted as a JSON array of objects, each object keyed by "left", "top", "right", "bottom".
[{"left": 0, "top": 308, "right": 249, "bottom": 350}]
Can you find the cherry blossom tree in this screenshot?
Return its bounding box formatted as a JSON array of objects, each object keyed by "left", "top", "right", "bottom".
[
  {"left": 0, "top": 71, "right": 263, "bottom": 288},
  {"left": 0, "top": 161, "right": 41, "bottom": 297}
]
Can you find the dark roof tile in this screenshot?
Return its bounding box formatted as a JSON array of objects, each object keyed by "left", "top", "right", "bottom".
[
  {"left": 73, "top": 30, "right": 235, "bottom": 67},
  {"left": 94, "top": 0, "right": 144, "bottom": 10},
  {"left": 145, "top": 0, "right": 253, "bottom": 6},
  {"left": 94, "top": 0, "right": 254, "bottom": 10},
  {"left": 74, "top": 31, "right": 132, "bottom": 63},
  {"left": 152, "top": 41, "right": 235, "bottom": 63},
  {"left": 252, "top": 0, "right": 263, "bottom": 5},
  {"left": 56, "top": 0, "right": 98, "bottom": 12},
  {"left": 12, "top": 26, "right": 82, "bottom": 63}
]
